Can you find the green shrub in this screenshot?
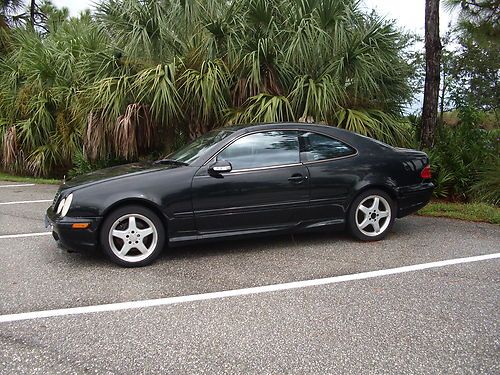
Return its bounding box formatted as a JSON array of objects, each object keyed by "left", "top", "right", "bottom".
[
  {"left": 470, "top": 158, "right": 500, "bottom": 205},
  {"left": 69, "top": 150, "right": 127, "bottom": 178},
  {"left": 429, "top": 107, "right": 499, "bottom": 203}
]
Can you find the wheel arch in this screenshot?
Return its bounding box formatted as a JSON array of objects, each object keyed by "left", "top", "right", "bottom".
[
  {"left": 347, "top": 184, "right": 398, "bottom": 214},
  {"left": 100, "top": 198, "right": 169, "bottom": 235}
]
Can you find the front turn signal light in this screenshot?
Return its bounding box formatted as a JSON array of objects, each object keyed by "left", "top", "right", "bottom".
[{"left": 72, "top": 223, "right": 90, "bottom": 229}]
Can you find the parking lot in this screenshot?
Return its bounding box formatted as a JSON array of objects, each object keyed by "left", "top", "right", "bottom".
[{"left": 0, "top": 181, "right": 499, "bottom": 374}]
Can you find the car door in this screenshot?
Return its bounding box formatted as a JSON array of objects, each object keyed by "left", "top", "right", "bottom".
[
  {"left": 299, "top": 131, "right": 359, "bottom": 222},
  {"left": 191, "top": 130, "right": 310, "bottom": 234}
]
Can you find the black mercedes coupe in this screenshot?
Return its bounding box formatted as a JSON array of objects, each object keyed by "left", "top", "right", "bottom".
[{"left": 46, "top": 123, "right": 433, "bottom": 267}]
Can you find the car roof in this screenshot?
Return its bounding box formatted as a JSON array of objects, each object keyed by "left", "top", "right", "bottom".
[
  {"left": 225, "top": 122, "right": 364, "bottom": 144},
  {"left": 189, "top": 122, "right": 391, "bottom": 167}
]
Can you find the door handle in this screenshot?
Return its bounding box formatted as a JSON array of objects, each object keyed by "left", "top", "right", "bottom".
[{"left": 288, "top": 174, "right": 307, "bottom": 184}]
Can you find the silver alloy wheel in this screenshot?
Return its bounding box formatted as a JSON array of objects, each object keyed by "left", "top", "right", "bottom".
[
  {"left": 355, "top": 195, "right": 391, "bottom": 237},
  {"left": 108, "top": 213, "right": 158, "bottom": 263}
]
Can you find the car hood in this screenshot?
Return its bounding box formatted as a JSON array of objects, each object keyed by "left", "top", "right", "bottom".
[{"left": 61, "top": 162, "right": 178, "bottom": 191}]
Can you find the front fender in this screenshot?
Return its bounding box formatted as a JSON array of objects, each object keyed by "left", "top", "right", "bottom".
[
  {"left": 66, "top": 167, "right": 195, "bottom": 221},
  {"left": 69, "top": 189, "right": 166, "bottom": 218},
  {"left": 100, "top": 193, "right": 165, "bottom": 218}
]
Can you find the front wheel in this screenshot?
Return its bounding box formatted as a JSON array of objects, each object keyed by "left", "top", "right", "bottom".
[
  {"left": 100, "top": 205, "right": 165, "bottom": 267},
  {"left": 348, "top": 190, "right": 396, "bottom": 241}
]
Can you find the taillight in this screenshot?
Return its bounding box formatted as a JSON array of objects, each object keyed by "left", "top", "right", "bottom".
[{"left": 420, "top": 164, "right": 432, "bottom": 179}]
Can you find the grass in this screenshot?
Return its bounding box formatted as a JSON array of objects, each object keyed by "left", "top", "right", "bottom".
[
  {"left": 418, "top": 201, "right": 500, "bottom": 225},
  {"left": 0, "top": 172, "right": 60, "bottom": 185},
  {"left": 442, "top": 109, "right": 499, "bottom": 130}
]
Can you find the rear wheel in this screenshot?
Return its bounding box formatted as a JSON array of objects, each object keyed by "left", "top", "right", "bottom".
[
  {"left": 348, "top": 189, "right": 396, "bottom": 241},
  {"left": 100, "top": 205, "right": 165, "bottom": 267}
]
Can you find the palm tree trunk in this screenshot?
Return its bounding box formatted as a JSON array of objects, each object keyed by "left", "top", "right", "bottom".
[{"left": 421, "top": 0, "right": 442, "bottom": 149}]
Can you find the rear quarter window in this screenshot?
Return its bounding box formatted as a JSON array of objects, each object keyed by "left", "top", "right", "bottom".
[{"left": 300, "top": 132, "right": 356, "bottom": 162}]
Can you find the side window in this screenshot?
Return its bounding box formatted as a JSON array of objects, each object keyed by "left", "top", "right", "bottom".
[
  {"left": 218, "top": 131, "right": 299, "bottom": 170},
  {"left": 300, "top": 132, "right": 355, "bottom": 162}
]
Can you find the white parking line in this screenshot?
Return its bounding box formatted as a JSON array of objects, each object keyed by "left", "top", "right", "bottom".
[
  {"left": 0, "top": 184, "right": 35, "bottom": 188},
  {"left": 0, "top": 252, "right": 498, "bottom": 324},
  {"left": 0, "top": 199, "right": 52, "bottom": 205},
  {"left": 0, "top": 232, "right": 52, "bottom": 240}
]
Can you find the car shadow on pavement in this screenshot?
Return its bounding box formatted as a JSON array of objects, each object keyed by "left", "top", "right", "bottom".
[
  {"left": 161, "top": 219, "right": 415, "bottom": 262},
  {"left": 163, "top": 230, "right": 352, "bottom": 261},
  {"left": 70, "top": 229, "right": 352, "bottom": 266},
  {"left": 67, "top": 219, "right": 411, "bottom": 268}
]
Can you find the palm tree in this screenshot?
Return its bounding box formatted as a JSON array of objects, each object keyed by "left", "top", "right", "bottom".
[
  {"left": 0, "top": 14, "right": 109, "bottom": 175},
  {"left": 0, "top": 0, "right": 416, "bottom": 177},
  {"left": 92, "top": 0, "right": 413, "bottom": 139}
]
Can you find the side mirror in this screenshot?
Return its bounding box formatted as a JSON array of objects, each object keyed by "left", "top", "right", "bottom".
[{"left": 208, "top": 160, "right": 232, "bottom": 175}]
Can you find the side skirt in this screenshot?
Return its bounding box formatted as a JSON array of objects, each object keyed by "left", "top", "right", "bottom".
[{"left": 167, "top": 218, "right": 346, "bottom": 247}]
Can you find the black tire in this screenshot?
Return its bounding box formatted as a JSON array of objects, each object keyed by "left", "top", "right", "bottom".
[
  {"left": 100, "top": 205, "right": 166, "bottom": 267},
  {"left": 348, "top": 189, "right": 396, "bottom": 241}
]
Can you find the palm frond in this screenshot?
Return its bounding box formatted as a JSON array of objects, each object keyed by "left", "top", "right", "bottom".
[
  {"left": 230, "top": 93, "right": 294, "bottom": 124},
  {"left": 335, "top": 108, "right": 412, "bottom": 147},
  {"left": 470, "top": 158, "right": 500, "bottom": 205},
  {"left": 180, "top": 59, "right": 230, "bottom": 136},
  {"left": 26, "top": 142, "right": 62, "bottom": 177},
  {"left": 112, "top": 103, "right": 156, "bottom": 159},
  {"left": 1, "top": 125, "right": 19, "bottom": 171},
  {"left": 289, "top": 73, "right": 345, "bottom": 122},
  {"left": 133, "top": 63, "right": 181, "bottom": 126}
]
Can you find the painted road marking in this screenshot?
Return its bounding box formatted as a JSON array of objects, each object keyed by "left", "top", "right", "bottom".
[
  {"left": 0, "top": 184, "right": 35, "bottom": 188},
  {"left": 0, "top": 232, "right": 52, "bottom": 240},
  {"left": 0, "top": 200, "right": 52, "bottom": 205},
  {"left": 0, "top": 252, "right": 498, "bottom": 324}
]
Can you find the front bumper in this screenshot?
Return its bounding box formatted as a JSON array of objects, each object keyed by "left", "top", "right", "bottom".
[
  {"left": 45, "top": 207, "right": 102, "bottom": 252},
  {"left": 396, "top": 182, "right": 434, "bottom": 218}
]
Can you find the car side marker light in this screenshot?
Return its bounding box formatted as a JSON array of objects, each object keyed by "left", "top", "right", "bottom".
[{"left": 72, "top": 223, "right": 90, "bottom": 229}]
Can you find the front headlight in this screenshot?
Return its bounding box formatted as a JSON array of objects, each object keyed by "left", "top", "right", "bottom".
[
  {"left": 57, "top": 198, "right": 66, "bottom": 214},
  {"left": 60, "top": 193, "right": 73, "bottom": 217}
]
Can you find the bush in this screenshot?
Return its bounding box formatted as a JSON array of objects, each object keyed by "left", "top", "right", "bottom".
[
  {"left": 68, "top": 150, "right": 128, "bottom": 178},
  {"left": 429, "top": 107, "right": 499, "bottom": 204},
  {"left": 470, "top": 158, "right": 500, "bottom": 205}
]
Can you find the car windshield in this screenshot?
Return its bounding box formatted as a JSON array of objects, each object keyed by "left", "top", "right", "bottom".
[{"left": 165, "top": 129, "right": 234, "bottom": 165}]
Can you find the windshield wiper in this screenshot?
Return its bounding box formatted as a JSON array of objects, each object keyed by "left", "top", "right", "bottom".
[{"left": 154, "top": 158, "right": 188, "bottom": 166}]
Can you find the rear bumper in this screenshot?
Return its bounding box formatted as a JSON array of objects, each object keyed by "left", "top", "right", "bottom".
[
  {"left": 45, "top": 208, "right": 102, "bottom": 252},
  {"left": 396, "top": 182, "right": 434, "bottom": 218}
]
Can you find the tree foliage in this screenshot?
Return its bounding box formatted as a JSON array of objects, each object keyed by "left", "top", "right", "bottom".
[
  {"left": 0, "top": 0, "right": 415, "bottom": 176},
  {"left": 435, "top": 1, "right": 500, "bottom": 116},
  {"left": 448, "top": 31, "right": 499, "bottom": 112},
  {"left": 428, "top": 107, "right": 498, "bottom": 202},
  {"left": 427, "top": 2, "right": 499, "bottom": 205},
  {"left": 445, "top": 0, "right": 499, "bottom": 42}
]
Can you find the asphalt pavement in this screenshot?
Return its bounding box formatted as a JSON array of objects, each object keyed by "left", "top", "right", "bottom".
[{"left": 0, "top": 181, "right": 499, "bottom": 374}]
